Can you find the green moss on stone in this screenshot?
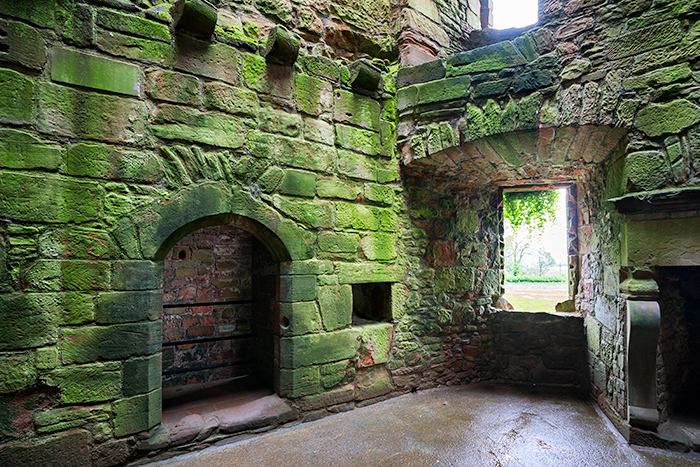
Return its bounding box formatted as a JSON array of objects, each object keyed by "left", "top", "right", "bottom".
[
  {"left": 336, "top": 203, "right": 379, "bottom": 231},
  {"left": 272, "top": 195, "right": 333, "bottom": 229},
  {"left": 635, "top": 99, "right": 700, "bottom": 137},
  {"left": 0, "top": 68, "right": 36, "bottom": 123},
  {"left": 0, "top": 351, "right": 36, "bottom": 393},
  {"left": 318, "top": 285, "right": 352, "bottom": 331},
  {"left": 45, "top": 361, "right": 121, "bottom": 404},
  {"left": 279, "top": 169, "right": 317, "bottom": 197},
  {"left": 361, "top": 232, "right": 396, "bottom": 260},
  {"left": 624, "top": 150, "right": 671, "bottom": 191},
  {"left": 280, "top": 301, "right": 321, "bottom": 336},
  {"left": 318, "top": 232, "right": 360, "bottom": 253},
  {"left": 0, "top": 129, "right": 62, "bottom": 171},
  {"left": 112, "top": 389, "right": 161, "bottom": 436},
  {"left": 95, "top": 8, "right": 170, "bottom": 42},
  {"left": 279, "top": 366, "right": 320, "bottom": 398}
]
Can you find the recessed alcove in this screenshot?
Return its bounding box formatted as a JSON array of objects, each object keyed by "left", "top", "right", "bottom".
[{"left": 157, "top": 222, "right": 291, "bottom": 445}]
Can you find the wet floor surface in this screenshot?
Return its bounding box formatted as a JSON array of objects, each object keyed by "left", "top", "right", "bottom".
[{"left": 145, "top": 384, "right": 700, "bottom": 467}]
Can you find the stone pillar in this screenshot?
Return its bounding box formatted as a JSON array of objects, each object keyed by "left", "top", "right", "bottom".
[{"left": 621, "top": 267, "right": 660, "bottom": 429}]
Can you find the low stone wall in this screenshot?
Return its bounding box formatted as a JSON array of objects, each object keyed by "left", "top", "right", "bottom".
[{"left": 492, "top": 310, "right": 584, "bottom": 388}]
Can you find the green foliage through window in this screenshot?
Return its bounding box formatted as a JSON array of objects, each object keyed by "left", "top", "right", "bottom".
[{"left": 503, "top": 190, "right": 560, "bottom": 237}]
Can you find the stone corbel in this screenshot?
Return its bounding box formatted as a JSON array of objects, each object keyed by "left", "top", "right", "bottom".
[
  {"left": 621, "top": 267, "right": 660, "bottom": 430},
  {"left": 348, "top": 59, "right": 382, "bottom": 94},
  {"left": 260, "top": 26, "right": 301, "bottom": 66},
  {"left": 171, "top": 0, "right": 219, "bottom": 39}
]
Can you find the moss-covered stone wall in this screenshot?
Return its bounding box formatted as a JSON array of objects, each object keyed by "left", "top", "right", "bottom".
[
  {"left": 397, "top": 0, "right": 700, "bottom": 441},
  {"left": 0, "top": 0, "right": 406, "bottom": 463},
  {"left": 2, "top": 0, "right": 700, "bottom": 463}
]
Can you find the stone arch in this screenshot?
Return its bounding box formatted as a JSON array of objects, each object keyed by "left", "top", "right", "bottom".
[
  {"left": 111, "top": 182, "right": 315, "bottom": 262},
  {"left": 405, "top": 125, "right": 628, "bottom": 187},
  {"left": 107, "top": 182, "right": 318, "bottom": 434}
]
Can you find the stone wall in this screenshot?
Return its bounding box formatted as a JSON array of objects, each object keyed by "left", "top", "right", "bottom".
[
  {"left": 396, "top": 0, "right": 700, "bottom": 436},
  {"left": 2, "top": 0, "right": 700, "bottom": 463},
  {"left": 0, "top": 0, "right": 404, "bottom": 463}
]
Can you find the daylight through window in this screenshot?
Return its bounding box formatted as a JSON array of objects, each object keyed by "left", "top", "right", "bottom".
[{"left": 502, "top": 187, "right": 570, "bottom": 312}]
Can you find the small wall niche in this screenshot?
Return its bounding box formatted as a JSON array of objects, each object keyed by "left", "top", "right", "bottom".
[{"left": 352, "top": 282, "right": 392, "bottom": 324}]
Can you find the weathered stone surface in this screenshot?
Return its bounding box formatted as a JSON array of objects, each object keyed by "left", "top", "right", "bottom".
[
  {"left": 334, "top": 90, "right": 381, "bottom": 131},
  {"left": 623, "top": 63, "right": 692, "bottom": 90},
  {"left": 319, "top": 232, "right": 361, "bottom": 254},
  {"left": 280, "top": 328, "right": 360, "bottom": 368},
  {"left": 624, "top": 151, "right": 671, "bottom": 192},
  {"left": 0, "top": 68, "right": 36, "bottom": 124},
  {"left": 559, "top": 59, "right": 591, "bottom": 81},
  {"left": 279, "top": 366, "right": 320, "bottom": 398},
  {"left": 0, "top": 129, "right": 62, "bottom": 171},
  {"left": 123, "top": 354, "right": 161, "bottom": 396},
  {"left": 512, "top": 69, "right": 556, "bottom": 93},
  {"left": 94, "top": 290, "right": 162, "bottom": 324},
  {"left": 397, "top": 59, "right": 446, "bottom": 86},
  {"left": 336, "top": 263, "right": 404, "bottom": 283},
  {"left": 318, "top": 285, "right": 352, "bottom": 331},
  {"left": 0, "top": 172, "right": 102, "bottom": 224},
  {"left": 38, "top": 83, "right": 146, "bottom": 143},
  {"left": 624, "top": 217, "right": 700, "bottom": 267},
  {"left": 96, "top": 29, "right": 172, "bottom": 65},
  {"left": 361, "top": 232, "right": 396, "bottom": 260},
  {"left": 0, "top": 0, "right": 58, "bottom": 28},
  {"left": 151, "top": 104, "right": 247, "bottom": 149},
  {"left": 64, "top": 143, "right": 163, "bottom": 182},
  {"left": 336, "top": 124, "right": 381, "bottom": 156},
  {"left": 204, "top": 82, "right": 258, "bottom": 116},
  {"left": 280, "top": 275, "right": 317, "bottom": 302},
  {"left": 112, "top": 261, "right": 162, "bottom": 291},
  {"left": 113, "top": 389, "right": 161, "bottom": 436},
  {"left": 336, "top": 203, "right": 379, "bottom": 231},
  {"left": 338, "top": 150, "right": 377, "bottom": 181},
  {"left": 272, "top": 195, "right": 333, "bottom": 229},
  {"left": 280, "top": 301, "right": 322, "bottom": 336},
  {"left": 295, "top": 73, "right": 333, "bottom": 116},
  {"left": 45, "top": 362, "right": 121, "bottom": 404},
  {"left": 0, "top": 430, "right": 90, "bottom": 467},
  {"left": 0, "top": 351, "right": 36, "bottom": 393},
  {"left": 241, "top": 53, "right": 292, "bottom": 98},
  {"left": 97, "top": 8, "right": 167, "bottom": 42},
  {"left": 52, "top": 47, "right": 141, "bottom": 97},
  {"left": 355, "top": 365, "right": 392, "bottom": 400},
  {"left": 448, "top": 42, "right": 527, "bottom": 74},
  {"left": 146, "top": 69, "right": 202, "bottom": 105},
  {"left": 279, "top": 170, "right": 316, "bottom": 197},
  {"left": 0, "top": 19, "right": 47, "bottom": 70},
  {"left": 473, "top": 78, "right": 511, "bottom": 98},
  {"left": 260, "top": 107, "right": 303, "bottom": 137},
  {"left": 359, "top": 323, "right": 393, "bottom": 366},
  {"left": 34, "top": 405, "right": 110, "bottom": 433},
  {"left": 555, "top": 17, "right": 593, "bottom": 40},
  {"left": 61, "top": 321, "right": 161, "bottom": 364},
  {"left": 174, "top": 37, "right": 238, "bottom": 84},
  {"left": 0, "top": 293, "right": 60, "bottom": 350},
  {"left": 635, "top": 100, "right": 700, "bottom": 137},
  {"left": 607, "top": 20, "right": 684, "bottom": 60}
]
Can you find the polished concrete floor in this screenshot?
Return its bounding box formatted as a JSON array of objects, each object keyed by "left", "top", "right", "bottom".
[{"left": 145, "top": 384, "right": 700, "bottom": 467}]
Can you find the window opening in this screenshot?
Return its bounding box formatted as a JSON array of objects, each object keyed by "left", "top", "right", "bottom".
[
  {"left": 491, "top": 0, "right": 538, "bottom": 29},
  {"left": 352, "top": 282, "right": 392, "bottom": 325},
  {"left": 501, "top": 187, "right": 571, "bottom": 312}
]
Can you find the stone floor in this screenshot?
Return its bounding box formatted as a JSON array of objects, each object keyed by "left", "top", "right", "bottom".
[{"left": 140, "top": 384, "right": 700, "bottom": 467}]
